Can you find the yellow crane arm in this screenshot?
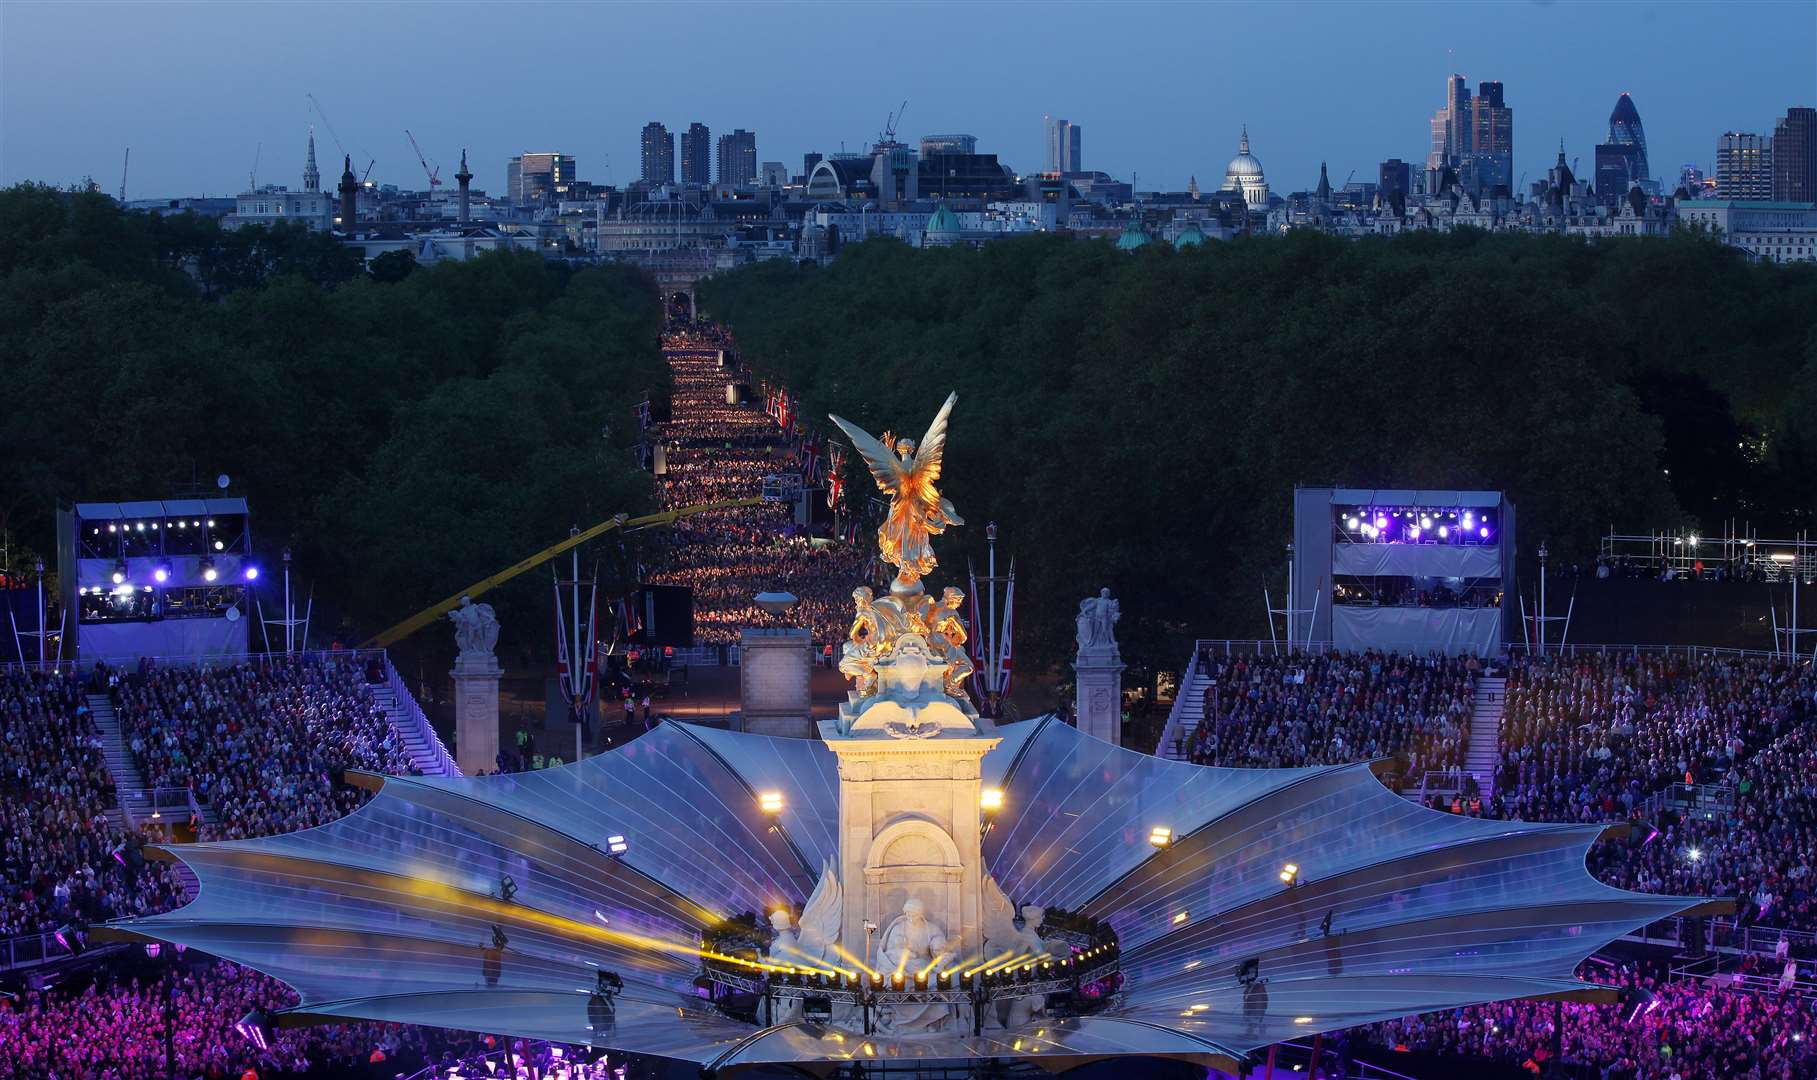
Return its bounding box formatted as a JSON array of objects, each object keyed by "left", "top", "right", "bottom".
[{"left": 360, "top": 498, "right": 764, "bottom": 649}]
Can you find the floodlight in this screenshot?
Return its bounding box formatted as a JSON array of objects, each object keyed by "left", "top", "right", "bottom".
[
  {"left": 980, "top": 788, "right": 1004, "bottom": 812},
  {"left": 201, "top": 558, "right": 218, "bottom": 583},
  {"left": 213, "top": 539, "right": 225, "bottom": 551},
  {"left": 235, "top": 1010, "right": 273, "bottom": 1050},
  {"left": 759, "top": 791, "right": 784, "bottom": 814},
  {"left": 1172, "top": 910, "right": 1190, "bottom": 925},
  {"left": 244, "top": 566, "right": 259, "bottom": 581},
  {"left": 1280, "top": 863, "right": 1300, "bottom": 885},
  {"left": 112, "top": 560, "right": 127, "bottom": 585},
  {"left": 1149, "top": 826, "right": 1173, "bottom": 848},
  {"left": 153, "top": 561, "right": 171, "bottom": 584},
  {"left": 1479, "top": 526, "right": 1490, "bottom": 539},
  {"left": 606, "top": 834, "right": 629, "bottom": 856},
  {"left": 1437, "top": 526, "right": 1449, "bottom": 539}
]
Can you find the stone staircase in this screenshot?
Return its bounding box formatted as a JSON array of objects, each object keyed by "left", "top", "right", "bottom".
[
  {"left": 1466, "top": 675, "right": 1505, "bottom": 798},
  {"left": 85, "top": 693, "right": 140, "bottom": 833},
  {"left": 367, "top": 676, "right": 457, "bottom": 777}
]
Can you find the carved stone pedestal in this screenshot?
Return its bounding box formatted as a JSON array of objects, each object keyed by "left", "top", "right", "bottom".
[
  {"left": 738, "top": 627, "right": 814, "bottom": 738},
  {"left": 1074, "top": 656, "right": 1125, "bottom": 746},
  {"left": 451, "top": 653, "right": 502, "bottom": 776}
]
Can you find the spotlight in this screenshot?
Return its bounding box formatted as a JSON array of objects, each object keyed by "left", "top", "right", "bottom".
[
  {"left": 1280, "top": 863, "right": 1300, "bottom": 886},
  {"left": 1172, "top": 910, "right": 1190, "bottom": 925},
  {"left": 1345, "top": 516, "right": 1359, "bottom": 530},
  {"left": 1437, "top": 526, "right": 1449, "bottom": 539},
  {"left": 1479, "top": 526, "right": 1490, "bottom": 539},
  {"left": 980, "top": 788, "right": 1004, "bottom": 812},
  {"left": 213, "top": 539, "right": 225, "bottom": 551},
  {"left": 605, "top": 834, "right": 628, "bottom": 856},
  {"left": 497, "top": 875, "right": 517, "bottom": 903},
  {"left": 1408, "top": 526, "right": 1421, "bottom": 540},
  {"left": 235, "top": 1010, "right": 273, "bottom": 1051},
  {"left": 111, "top": 560, "right": 127, "bottom": 585},
  {"left": 758, "top": 791, "right": 784, "bottom": 814},
  {"left": 1375, "top": 516, "right": 1386, "bottom": 528},
  {"left": 153, "top": 561, "right": 171, "bottom": 583},
  {"left": 1687, "top": 847, "right": 1702, "bottom": 863},
  {"left": 108, "top": 523, "right": 117, "bottom": 533},
  {"left": 1419, "top": 516, "right": 1432, "bottom": 529},
  {"left": 1149, "top": 826, "right": 1173, "bottom": 848},
  {"left": 201, "top": 558, "right": 218, "bottom": 582},
  {"left": 243, "top": 566, "right": 259, "bottom": 581}
]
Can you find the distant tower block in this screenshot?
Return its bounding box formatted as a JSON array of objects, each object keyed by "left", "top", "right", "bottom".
[{"left": 455, "top": 149, "right": 473, "bottom": 225}]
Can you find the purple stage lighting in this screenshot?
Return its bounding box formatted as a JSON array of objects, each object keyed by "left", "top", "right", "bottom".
[
  {"left": 1375, "top": 515, "right": 1386, "bottom": 528},
  {"left": 153, "top": 563, "right": 171, "bottom": 583},
  {"left": 244, "top": 566, "right": 260, "bottom": 581},
  {"left": 1479, "top": 526, "right": 1490, "bottom": 539}
]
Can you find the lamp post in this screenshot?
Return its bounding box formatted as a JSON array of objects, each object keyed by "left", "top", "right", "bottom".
[
  {"left": 33, "top": 559, "right": 45, "bottom": 672},
  {"left": 1538, "top": 542, "right": 1550, "bottom": 649}
]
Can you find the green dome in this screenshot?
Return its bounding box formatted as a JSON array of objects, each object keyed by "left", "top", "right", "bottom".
[
  {"left": 927, "top": 201, "right": 963, "bottom": 237},
  {"left": 1115, "top": 219, "right": 1151, "bottom": 251},
  {"left": 1174, "top": 221, "right": 1206, "bottom": 248}
]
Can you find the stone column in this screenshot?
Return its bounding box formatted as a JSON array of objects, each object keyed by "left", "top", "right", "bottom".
[
  {"left": 1073, "top": 588, "right": 1125, "bottom": 746},
  {"left": 738, "top": 627, "right": 813, "bottom": 738},
  {"left": 452, "top": 652, "right": 502, "bottom": 776}
]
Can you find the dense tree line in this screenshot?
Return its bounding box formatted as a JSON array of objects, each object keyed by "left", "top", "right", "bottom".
[
  {"left": 701, "top": 230, "right": 1817, "bottom": 679},
  {"left": 0, "top": 184, "right": 667, "bottom": 672}
]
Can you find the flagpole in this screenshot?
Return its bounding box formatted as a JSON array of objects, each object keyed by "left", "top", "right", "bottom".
[
  {"left": 571, "top": 529, "right": 583, "bottom": 763},
  {"left": 986, "top": 522, "right": 999, "bottom": 708}
]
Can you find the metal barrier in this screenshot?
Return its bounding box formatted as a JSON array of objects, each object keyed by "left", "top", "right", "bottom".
[
  {"left": 115, "top": 786, "right": 203, "bottom": 828},
  {"left": 0, "top": 929, "right": 70, "bottom": 972}
]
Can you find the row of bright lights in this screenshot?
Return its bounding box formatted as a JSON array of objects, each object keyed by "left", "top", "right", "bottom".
[
  {"left": 100, "top": 560, "right": 258, "bottom": 588},
  {"left": 1345, "top": 510, "right": 1491, "bottom": 541},
  {"left": 96, "top": 519, "right": 220, "bottom": 533}
]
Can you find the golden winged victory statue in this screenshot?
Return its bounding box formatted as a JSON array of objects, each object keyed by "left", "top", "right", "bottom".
[{"left": 829, "top": 392, "right": 963, "bottom": 598}]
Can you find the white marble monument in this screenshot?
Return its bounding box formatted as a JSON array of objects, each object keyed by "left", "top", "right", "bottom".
[
  {"left": 448, "top": 596, "right": 502, "bottom": 776},
  {"left": 1073, "top": 587, "right": 1125, "bottom": 746}
]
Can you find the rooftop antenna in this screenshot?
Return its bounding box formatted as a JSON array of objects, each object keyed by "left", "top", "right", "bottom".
[
  {"left": 249, "top": 141, "right": 261, "bottom": 191},
  {"left": 118, "top": 147, "right": 130, "bottom": 203}
]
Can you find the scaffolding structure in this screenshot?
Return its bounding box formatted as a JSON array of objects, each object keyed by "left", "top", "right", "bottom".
[{"left": 1599, "top": 524, "right": 1817, "bottom": 582}]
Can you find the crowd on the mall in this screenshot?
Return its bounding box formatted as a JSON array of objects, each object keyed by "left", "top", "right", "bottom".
[{"left": 645, "top": 324, "right": 867, "bottom": 649}]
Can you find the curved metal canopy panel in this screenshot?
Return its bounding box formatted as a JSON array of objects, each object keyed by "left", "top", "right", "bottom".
[{"left": 102, "top": 719, "right": 1716, "bottom": 1068}]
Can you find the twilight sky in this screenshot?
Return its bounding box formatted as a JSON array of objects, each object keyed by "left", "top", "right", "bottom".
[{"left": 2, "top": 0, "right": 1811, "bottom": 200}]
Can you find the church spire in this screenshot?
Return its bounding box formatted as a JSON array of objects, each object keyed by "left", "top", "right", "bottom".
[
  {"left": 1239, "top": 125, "right": 1250, "bottom": 155},
  {"left": 303, "top": 126, "right": 320, "bottom": 192}
]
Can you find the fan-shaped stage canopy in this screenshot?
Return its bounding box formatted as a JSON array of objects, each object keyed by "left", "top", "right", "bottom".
[{"left": 100, "top": 718, "right": 1719, "bottom": 1074}]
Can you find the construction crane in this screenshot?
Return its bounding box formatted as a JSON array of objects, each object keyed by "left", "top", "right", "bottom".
[
  {"left": 360, "top": 497, "right": 763, "bottom": 648},
  {"left": 249, "top": 142, "right": 261, "bottom": 191},
  {"left": 306, "top": 92, "right": 376, "bottom": 185},
  {"left": 118, "top": 148, "right": 130, "bottom": 203},
  {"left": 405, "top": 129, "right": 442, "bottom": 188},
  {"left": 880, "top": 99, "right": 908, "bottom": 145}
]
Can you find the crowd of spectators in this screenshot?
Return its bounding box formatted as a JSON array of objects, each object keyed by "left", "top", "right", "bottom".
[
  {"left": 1, "top": 668, "right": 184, "bottom": 938},
  {"left": 1183, "top": 649, "right": 1478, "bottom": 780},
  {"left": 645, "top": 328, "right": 866, "bottom": 648},
  {"left": 1362, "top": 959, "right": 1817, "bottom": 1080},
  {"left": 112, "top": 655, "right": 416, "bottom": 841}
]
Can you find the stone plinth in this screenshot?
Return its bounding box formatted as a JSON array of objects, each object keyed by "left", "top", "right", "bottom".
[
  {"left": 1074, "top": 653, "right": 1125, "bottom": 746},
  {"left": 452, "top": 653, "right": 503, "bottom": 776},
  {"left": 738, "top": 627, "right": 813, "bottom": 738},
  {"left": 818, "top": 724, "right": 999, "bottom": 969}
]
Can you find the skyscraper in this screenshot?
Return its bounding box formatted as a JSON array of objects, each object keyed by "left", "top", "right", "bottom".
[
  {"left": 640, "top": 122, "right": 674, "bottom": 186},
  {"left": 1772, "top": 107, "right": 1816, "bottom": 202},
  {"left": 1467, "top": 80, "right": 1513, "bottom": 193},
  {"left": 1593, "top": 93, "right": 1651, "bottom": 206},
  {"left": 717, "top": 129, "right": 757, "bottom": 187},
  {"left": 803, "top": 152, "right": 823, "bottom": 179},
  {"left": 1044, "top": 116, "right": 1082, "bottom": 173},
  {"left": 1607, "top": 93, "right": 1649, "bottom": 180},
  {"left": 1717, "top": 132, "right": 1773, "bottom": 199},
  {"left": 1428, "top": 75, "right": 1471, "bottom": 174},
  {"left": 1379, "top": 158, "right": 1412, "bottom": 201},
  {"left": 680, "top": 122, "right": 711, "bottom": 185}
]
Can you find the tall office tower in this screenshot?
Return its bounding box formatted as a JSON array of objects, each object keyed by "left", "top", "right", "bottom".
[
  {"left": 1466, "top": 80, "right": 1513, "bottom": 192},
  {"left": 1428, "top": 75, "right": 1471, "bottom": 173},
  {"left": 507, "top": 153, "right": 577, "bottom": 205},
  {"left": 803, "top": 152, "right": 823, "bottom": 178},
  {"left": 1044, "top": 116, "right": 1082, "bottom": 173},
  {"left": 1678, "top": 164, "right": 1704, "bottom": 195},
  {"left": 1607, "top": 93, "right": 1649, "bottom": 181},
  {"left": 680, "top": 122, "right": 711, "bottom": 185},
  {"left": 1717, "top": 132, "right": 1774, "bottom": 199},
  {"left": 1772, "top": 107, "right": 1816, "bottom": 202},
  {"left": 1378, "top": 158, "right": 1412, "bottom": 199},
  {"left": 640, "top": 122, "right": 675, "bottom": 185},
  {"left": 717, "top": 129, "right": 757, "bottom": 187}
]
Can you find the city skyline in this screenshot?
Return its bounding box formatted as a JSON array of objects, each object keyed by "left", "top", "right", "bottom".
[{"left": 1, "top": 1, "right": 1811, "bottom": 200}]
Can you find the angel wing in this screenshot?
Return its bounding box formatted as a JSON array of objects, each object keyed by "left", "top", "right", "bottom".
[
  {"left": 911, "top": 392, "right": 958, "bottom": 487},
  {"left": 828, "top": 412, "right": 907, "bottom": 494},
  {"left": 797, "top": 858, "right": 842, "bottom": 963},
  {"left": 980, "top": 872, "right": 1018, "bottom": 951}
]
